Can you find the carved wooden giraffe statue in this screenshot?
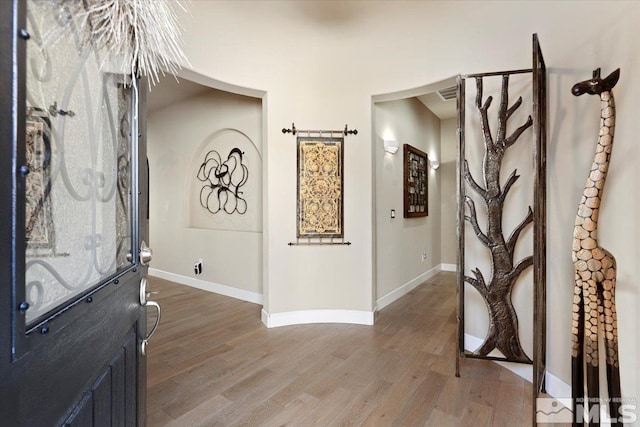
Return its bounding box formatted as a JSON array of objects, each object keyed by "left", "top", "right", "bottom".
[{"left": 571, "top": 68, "right": 623, "bottom": 427}]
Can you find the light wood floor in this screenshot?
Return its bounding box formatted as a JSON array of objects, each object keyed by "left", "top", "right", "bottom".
[{"left": 147, "top": 272, "right": 534, "bottom": 426}]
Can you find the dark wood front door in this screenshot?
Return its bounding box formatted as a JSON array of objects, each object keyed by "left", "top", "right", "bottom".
[{"left": 0, "top": 1, "right": 152, "bottom": 425}]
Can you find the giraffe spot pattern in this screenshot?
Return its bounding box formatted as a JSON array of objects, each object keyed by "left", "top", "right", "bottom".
[
  {"left": 593, "top": 271, "right": 604, "bottom": 283},
  {"left": 594, "top": 249, "right": 607, "bottom": 261},
  {"left": 581, "top": 237, "right": 597, "bottom": 249},
  {"left": 586, "top": 197, "right": 600, "bottom": 209},
  {"left": 584, "top": 187, "right": 599, "bottom": 198},
  {"left": 589, "top": 170, "right": 604, "bottom": 182},
  {"left": 586, "top": 259, "right": 601, "bottom": 271},
  {"left": 594, "top": 152, "right": 607, "bottom": 164},
  {"left": 572, "top": 92, "right": 619, "bottom": 377},
  {"left": 574, "top": 228, "right": 589, "bottom": 239},
  {"left": 577, "top": 249, "right": 592, "bottom": 261},
  {"left": 583, "top": 218, "right": 597, "bottom": 232},
  {"left": 572, "top": 240, "right": 581, "bottom": 254},
  {"left": 605, "top": 269, "right": 615, "bottom": 280},
  {"left": 578, "top": 205, "right": 592, "bottom": 218}
]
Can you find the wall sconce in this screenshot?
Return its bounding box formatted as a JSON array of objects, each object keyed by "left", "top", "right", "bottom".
[
  {"left": 430, "top": 159, "right": 440, "bottom": 170},
  {"left": 383, "top": 139, "right": 399, "bottom": 154}
]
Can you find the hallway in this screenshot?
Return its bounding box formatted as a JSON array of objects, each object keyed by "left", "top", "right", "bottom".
[{"left": 147, "top": 272, "right": 533, "bottom": 426}]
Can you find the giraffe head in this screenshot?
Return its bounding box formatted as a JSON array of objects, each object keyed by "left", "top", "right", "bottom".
[{"left": 572, "top": 68, "right": 620, "bottom": 96}]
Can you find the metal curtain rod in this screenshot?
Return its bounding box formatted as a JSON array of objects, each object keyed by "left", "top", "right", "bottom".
[
  {"left": 282, "top": 123, "right": 358, "bottom": 136},
  {"left": 461, "top": 68, "right": 533, "bottom": 79},
  {"left": 288, "top": 241, "right": 352, "bottom": 246}
]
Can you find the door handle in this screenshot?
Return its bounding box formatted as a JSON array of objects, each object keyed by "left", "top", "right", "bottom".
[
  {"left": 141, "top": 300, "right": 160, "bottom": 356},
  {"left": 139, "top": 278, "right": 161, "bottom": 356}
]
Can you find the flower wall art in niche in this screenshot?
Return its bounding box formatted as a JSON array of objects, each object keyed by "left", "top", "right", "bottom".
[
  {"left": 297, "top": 137, "right": 344, "bottom": 238},
  {"left": 197, "top": 148, "right": 249, "bottom": 215}
]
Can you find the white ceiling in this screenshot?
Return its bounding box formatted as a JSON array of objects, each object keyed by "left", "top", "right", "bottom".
[{"left": 416, "top": 92, "right": 457, "bottom": 120}]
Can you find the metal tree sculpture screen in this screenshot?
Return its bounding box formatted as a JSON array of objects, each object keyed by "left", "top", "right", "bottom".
[{"left": 464, "top": 75, "right": 534, "bottom": 363}]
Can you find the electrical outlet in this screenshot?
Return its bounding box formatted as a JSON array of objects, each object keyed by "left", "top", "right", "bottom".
[
  {"left": 194, "top": 259, "right": 203, "bottom": 275},
  {"left": 421, "top": 250, "right": 427, "bottom": 262}
]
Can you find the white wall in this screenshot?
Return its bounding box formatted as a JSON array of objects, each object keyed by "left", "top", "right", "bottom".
[
  {"left": 440, "top": 118, "right": 457, "bottom": 266},
  {"left": 374, "top": 98, "right": 441, "bottom": 307},
  {"left": 176, "top": 0, "right": 639, "bottom": 409},
  {"left": 148, "top": 88, "right": 263, "bottom": 296}
]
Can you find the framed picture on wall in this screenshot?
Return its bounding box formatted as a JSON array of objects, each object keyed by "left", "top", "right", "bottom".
[
  {"left": 403, "top": 143, "right": 428, "bottom": 218},
  {"left": 297, "top": 136, "right": 344, "bottom": 238}
]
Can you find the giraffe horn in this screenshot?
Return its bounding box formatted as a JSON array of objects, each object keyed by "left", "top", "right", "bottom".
[
  {"left": 592, "top": 68, "right": 601, "bottom": 79},
  {"left": 603, "top": 68, "right": 621, "bottom": 91}
]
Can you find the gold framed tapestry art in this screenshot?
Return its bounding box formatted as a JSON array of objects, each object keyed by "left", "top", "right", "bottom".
[{"left": 297, "top": 137, "right": 344, "bottom": 238}]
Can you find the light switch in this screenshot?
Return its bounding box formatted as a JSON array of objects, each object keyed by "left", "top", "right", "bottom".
[{"left": 391, "top": 209, "right": 396, "bottom": 218}]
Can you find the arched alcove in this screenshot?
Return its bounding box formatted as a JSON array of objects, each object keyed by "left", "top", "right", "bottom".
[{"left": 147, "top": 71, "right": 267, "bottom": 302}]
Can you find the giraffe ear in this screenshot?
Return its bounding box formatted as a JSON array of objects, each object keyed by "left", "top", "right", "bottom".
[{"left": 603, "top": 68, "right": 620, "bottom": 92}]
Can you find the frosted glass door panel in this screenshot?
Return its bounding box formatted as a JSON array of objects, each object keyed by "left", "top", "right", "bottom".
[{"left": 24, "top": 1, "right": 133, "bottom": 324}]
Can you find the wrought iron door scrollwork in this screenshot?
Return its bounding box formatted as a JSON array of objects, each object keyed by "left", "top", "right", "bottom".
[{"left": 24, "top": 1, "right": 133, "bottom": 323}]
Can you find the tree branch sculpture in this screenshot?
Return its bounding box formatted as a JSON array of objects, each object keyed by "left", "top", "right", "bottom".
[{"left": 465, "top": 75, "right": 534, "bottom": 362}]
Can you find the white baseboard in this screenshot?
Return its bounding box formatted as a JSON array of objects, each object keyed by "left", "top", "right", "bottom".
[
  {"left": 440, "top": 263, "right": 456, "bottom": 272},
  {"left": 544, "top": 371, "right": 573, "bottom": 402},
  {"left": 376, "top": 265, "right": 441, "bottom": 311},
  {"left": 148, "top": 268, "right": 263, "bottom": 305},
  {"left": 262, "top": 308, "right": 374, "bottom": 328},
  {"left": 464, "top": 333, "right": 571, "bottom": 403}
]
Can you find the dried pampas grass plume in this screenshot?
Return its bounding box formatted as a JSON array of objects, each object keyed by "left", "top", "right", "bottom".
[{"left": 83, "top": 0, "right": 190, "bottom": 87}]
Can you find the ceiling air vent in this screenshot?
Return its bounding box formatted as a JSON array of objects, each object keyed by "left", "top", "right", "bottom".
[{"left": 437, "top": 86, "right": 457, "bottom": 102}]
